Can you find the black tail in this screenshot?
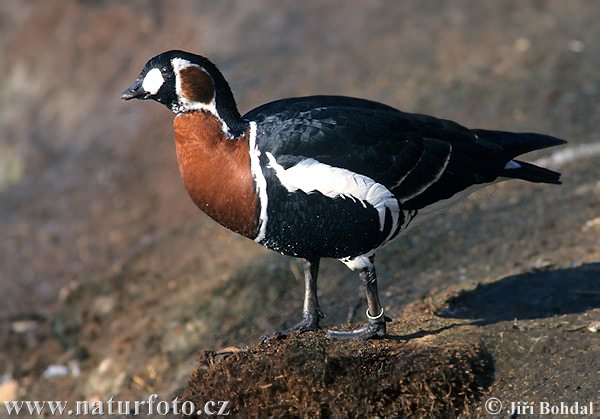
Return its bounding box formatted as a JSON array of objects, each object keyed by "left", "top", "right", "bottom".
[
  {"left": 473, "top": 129, "right": 566, "bottom": 185},
  {"left": 505, "top": 160, "right": 562, "bottom": 184},
  {"left": 473, "top": 130, "right": 567, "bottom": 156}
]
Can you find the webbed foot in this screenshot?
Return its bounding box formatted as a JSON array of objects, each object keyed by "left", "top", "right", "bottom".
[
  {"left": 326, "top": 308, "right": 391, "bottom": 340},
  {"left": 261, "top": 312, "right": 322, "bottom": 342}
]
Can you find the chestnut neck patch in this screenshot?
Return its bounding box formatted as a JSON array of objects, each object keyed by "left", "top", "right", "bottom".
[
  {"left": 179, "top": 66, "right": 215, "bottom": 104},
  {"left": 173, "top": 112, "right": 258, "bottom": 238}
]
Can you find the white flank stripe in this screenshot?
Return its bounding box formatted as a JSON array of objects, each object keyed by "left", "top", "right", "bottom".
[
  {"left": 249, "top": 122, "right": 268, "bottom": 242},
  {"left": 504, "top": 160, "right": 521, "bottom": 169},
  {"left": 266, "top": 153, "right": 400, "bottom": 237},
  {"left": 400, "top": 144, "right": 453, "bottom": 203},
  {"left": 533, "top": 142, "right": 600, "bottom": 170},
  {"left": 142, "top": 68, "right": 164, "bottom": 94}
]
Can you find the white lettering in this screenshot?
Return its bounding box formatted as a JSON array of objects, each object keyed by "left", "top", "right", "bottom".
[
  {"left": 218, "top": 400, "right": 231, "bottom": 415},
  {"left": 133, "top": 400, "right": 145, "bottom": 415},
  {"left": 90, "top": 400, "right": 103, "bottom": 415},
  {"left": 156, "top": 400, "right": 170, "bottom": 415},
  {"left": 205, "top": 400, "right": 218, "bottom": 415},
  {"left": 181, "top": 400, "right": 195, "bottom": 415},
  {"left": 147, "top": 393, "right": 158, "bottom": 414},
  {"left": 117, "top": 400, "right": 130, "bottom": 415}
]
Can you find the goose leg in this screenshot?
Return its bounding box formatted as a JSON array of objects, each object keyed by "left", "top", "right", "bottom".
[
  {"left": 262, "top": 258, "right": 323, "bottom": 341},
  {"left": 326, "top": 263, "right": 389, "bottom": 340}
]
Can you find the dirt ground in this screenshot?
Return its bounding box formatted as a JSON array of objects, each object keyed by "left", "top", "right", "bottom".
[{"left": 1, "top": 1, "right": 599, "bottom": 417}]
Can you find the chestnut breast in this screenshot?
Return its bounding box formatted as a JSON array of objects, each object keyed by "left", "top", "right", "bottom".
[{"left": 173, "top": 112, "right": 258, "bottom": 238}]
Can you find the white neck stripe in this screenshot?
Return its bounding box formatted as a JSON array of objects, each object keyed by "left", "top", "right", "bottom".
[{"left": 249, "top": 122, "right": 268, "bottom": 242}]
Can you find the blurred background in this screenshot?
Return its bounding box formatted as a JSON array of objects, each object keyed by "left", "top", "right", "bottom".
[{"left": 1, "top": 0, "right": 599, "bottom": 409}]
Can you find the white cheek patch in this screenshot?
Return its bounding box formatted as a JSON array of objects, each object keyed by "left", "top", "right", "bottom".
[{"left": 142, "top": 68, "right": 164, "bottom": 95}]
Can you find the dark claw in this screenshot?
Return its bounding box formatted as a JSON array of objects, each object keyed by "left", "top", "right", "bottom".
[
  {"left": 261, "top": 314, "right": 321, "bottom": 343},
  {"left": 326, "top": 320, "right": 387, "bottom": 340}
]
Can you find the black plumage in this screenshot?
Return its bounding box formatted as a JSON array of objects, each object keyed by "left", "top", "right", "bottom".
[{"left": 246, "top": 96, "right": 564, "bottom": 260}]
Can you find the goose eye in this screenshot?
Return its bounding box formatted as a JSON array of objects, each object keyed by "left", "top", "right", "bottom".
[{"left": 161, "top": 66, "right": 170, "bottom": 78}]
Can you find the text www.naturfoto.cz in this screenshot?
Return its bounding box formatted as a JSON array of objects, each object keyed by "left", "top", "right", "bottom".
[{"left": 3, "top": 394, "right": 230, "bottom": 416}]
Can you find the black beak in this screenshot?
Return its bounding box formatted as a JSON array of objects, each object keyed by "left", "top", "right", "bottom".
[{"left": 121, "top": 79, "right": 146, "bottom": 100}]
